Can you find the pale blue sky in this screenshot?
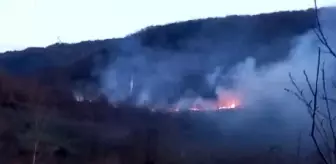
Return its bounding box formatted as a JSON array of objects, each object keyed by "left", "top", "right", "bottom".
[{"left": 0, "top": 0, "right": 335, "bottom": 52}]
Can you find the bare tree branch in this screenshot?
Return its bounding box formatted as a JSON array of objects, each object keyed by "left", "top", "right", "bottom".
[
  {"left": 285, "top": 70, "right": 330, "bottom": 154},
  {"left": 313, "top": 0, "right": 336, "bottom": 58},
  {"left": 286, "top": 47, "right": 330, "bottom": 164},
  {"left": 322, "top": 60, "right": 336, "bottom": 159},
  {"left": 308, "top": 47, "right": 330, "bottom": 164},
  {"left": 303, "top": 70, "right": 315, "bottom": 96},
  {"left": 285, "top": 73, "right": 313, "bottom": 115}
]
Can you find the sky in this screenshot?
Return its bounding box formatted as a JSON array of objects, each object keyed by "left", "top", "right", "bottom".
[{"left": 0, "top": 0, "right": 335, "bottom": 52}]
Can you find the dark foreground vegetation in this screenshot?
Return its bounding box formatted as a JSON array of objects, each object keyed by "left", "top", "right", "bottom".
[{"left": 0, "top": 71, "right": 324, "bottom": 164}]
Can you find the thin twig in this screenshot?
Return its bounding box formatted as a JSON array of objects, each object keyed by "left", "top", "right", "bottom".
[
  {"left": 310, "top": 48, "right": 329, "bottom": 164},
  {"left": 319, "top": 117, "right": 333, "bottom": 154},
  {"left": 285, "top": 74, "right": 330, "bottom": 151},
  {"left": 303, "top": 70, "right": 315, "bottom": 96},
  {"left": 313, "top": 0, "right": 336, "bottom": 58},
  {"left": 322, "top": 60, "right": 336, "bottom": 161}
]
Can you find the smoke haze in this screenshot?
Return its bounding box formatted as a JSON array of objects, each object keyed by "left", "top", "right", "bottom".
[{"left": 99, "top": 8, "right": 336, "bottom": 154}]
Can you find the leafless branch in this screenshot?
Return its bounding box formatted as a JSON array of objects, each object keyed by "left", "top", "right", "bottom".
[
  {"left": 321, "top": 97, "right": 336, "bottom": 105},
  {"left": 285, "top": 68, "right": 330, "bottom": 157},
  {"left": 286, "top": 47, "right": 330, "bottom": 163},
  {"left": 308, "top": 47, "right": 331, "bottom": 164},
  {"left": 303, "top": 70, "right": 315, "bottom": 96},
  {"left": 313, "top": 0, "right": 336, "bottom": 58},
  {"left": 285, "top": 73, "right": 313, "bottom": 115},
  {"left": 322, "top": 61, "right": 336, "bottom": 159}
]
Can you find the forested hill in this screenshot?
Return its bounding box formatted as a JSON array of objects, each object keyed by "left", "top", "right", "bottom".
[
  {"left": 134, "top": 9, "right": 316, "bottom": 51},
  {"left": 0, "top": 8, "right": 317, "bottom": 89}
]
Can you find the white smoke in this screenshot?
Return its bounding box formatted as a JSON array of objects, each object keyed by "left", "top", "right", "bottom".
[
  {"left": 98, "top": 7, "right": 336, "bottom": 154},
  {"left": 199, "top": 8, "right": 336, "bottom": 153}
]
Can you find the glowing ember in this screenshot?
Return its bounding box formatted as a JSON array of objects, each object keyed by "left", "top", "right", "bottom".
[
  {"left": 218, "top": 103, "right": 237, "bottom": 109},
  {"left": 169, "top": 96, "right": 240, "bottom": 112},
  {"left": 217, "top": 99, "right": 239, "bottom": 110},
  {"left": 120, "top": 89, "right": 242, "bottom": 113},
  {"left": 188, "top": 94, "right": 240, "bottom": 111}
]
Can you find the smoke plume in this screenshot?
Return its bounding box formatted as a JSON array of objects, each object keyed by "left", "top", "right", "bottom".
[{"left": 99, "top": 8, "right": 336, "bottom": 153}]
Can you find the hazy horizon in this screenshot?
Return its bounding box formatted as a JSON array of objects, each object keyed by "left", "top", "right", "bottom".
[{"left": 0, "top": 0, "right": 335, "bottom": 53}]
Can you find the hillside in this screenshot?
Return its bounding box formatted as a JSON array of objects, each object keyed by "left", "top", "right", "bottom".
[
  {"left": 0, "top": 9, "right": 318, "bottom": 101},
  {"left": 0, "top": 7, "right": 332, "bottom": 164}
]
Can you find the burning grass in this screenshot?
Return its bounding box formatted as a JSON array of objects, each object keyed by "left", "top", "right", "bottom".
[
  {"left": 0, "top": 72, "right": 323, "bottom": 164},
  {"left": 133, "top": 91, "right": 242, "bottom": 113}
]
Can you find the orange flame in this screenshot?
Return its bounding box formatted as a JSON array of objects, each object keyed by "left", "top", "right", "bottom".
[
  {"left": 216, "top": 97, "right": 240, "bottom": 110},
  {"left": 164, "top": 90, "right": 241, "bottom": 112},
  {"left": 186, "top": 96, "right": 240, "bottom": 111}
]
